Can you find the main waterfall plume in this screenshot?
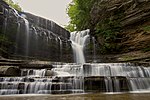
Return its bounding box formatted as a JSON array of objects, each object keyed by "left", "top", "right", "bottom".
[{"left": 70, "top": 29, "right": 90, "bottom": 64}]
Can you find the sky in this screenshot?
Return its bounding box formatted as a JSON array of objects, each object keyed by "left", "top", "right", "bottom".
[{"left": 12, "top": 0, "right": 72, "bottom": 26}]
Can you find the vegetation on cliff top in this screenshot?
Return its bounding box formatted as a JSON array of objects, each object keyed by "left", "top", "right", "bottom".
[
  {"left": 66, "top": 0, "right": 94, "bottom": 32},
  {"left": 3, "top": 0, "right": 22, "bottom": 11}
]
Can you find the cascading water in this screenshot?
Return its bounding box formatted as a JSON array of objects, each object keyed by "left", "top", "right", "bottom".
[
  {"left": 21, "top": 69, "right": 46, "bottom": 77},
  {"left": 2, "top": 0, "right": 150, "bottom": 96},
  {"left": 10, "top": 8, "right": 30, "bottom": 57},
  {"left": 70, "top": 29, "right": 90, "bottom": 64},
  {"left": 2, "top": 8, "right": 8, "bottom": 34},
  {"left": 2, "top": 2, "right": 71, "bottom": 61},
  {"left": 58, "top": 37, "right": 62, "bottom": 60},
  {"left": 92, "top": 37, "right": 97, "bottom": 62},
  {"left": 21, "top": 14, "right": 30, "bottom": 57},
  {"left": 1, "top": 63, "right": 150, "bottom": 95},
  {"left": 15, "top": 23, "right": 20, "bottom": 54},
  {"left": 0, "top": 66, "right": 84, "bottom": 95}
]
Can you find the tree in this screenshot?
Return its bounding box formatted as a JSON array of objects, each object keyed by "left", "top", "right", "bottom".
[{"left": 66, "top": 0, "right": 94, "bottom": 32}]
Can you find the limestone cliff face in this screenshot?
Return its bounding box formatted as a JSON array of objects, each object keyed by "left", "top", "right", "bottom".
[
  {"left": 91, "top": 0, "right": 150, "bottom": 27},
  {"left": 0, "top": 1, "right": 73, "bottom": 62},
  {"left": 90, "top": 0, "right": 150, "bottom": 62}
]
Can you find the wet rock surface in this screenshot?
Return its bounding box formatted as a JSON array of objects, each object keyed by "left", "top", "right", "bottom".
[
  {"left": 0, "top": 60, "right": 150, "bottom": 95},
  {"left": 0, "top": 0, "right": 73, "bottom": 62}
]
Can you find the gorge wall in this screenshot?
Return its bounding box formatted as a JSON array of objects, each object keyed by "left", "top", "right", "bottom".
[
  {"left": 89, "top": 0, "right": 150, "bottom": 62},
  {"left": 0, "top": 0, "right": 73, "bottom": 62},
  {"left": 1, "top": 0, "right": 150, "bottom": 63}
]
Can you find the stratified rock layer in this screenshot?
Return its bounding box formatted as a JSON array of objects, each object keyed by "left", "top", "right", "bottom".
[{"left": 0, "top": 0, "right": 73, "bottom": 62}]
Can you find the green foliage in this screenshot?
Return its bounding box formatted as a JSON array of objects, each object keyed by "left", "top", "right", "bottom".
[
  {"left": 3, "top": 0, "right": 22, "bottom": 11},
  {"left": 96, "top": 19, "right": 121, "bottom": 40},
  {"left": 64, "top": 24, "right": 76, "bottom": 32},
  {"left": 0, "top": 34, "right": 12, "bottom": 56},
  {"left": 142, "top": 25, "right": 150, "bottom": 32},
  {"left": 66, "top": 0, "right": 94, "bottom": 31},
  {"left": 142, "top": 47, "right": 150, "bottom": 52},
  {"left": 0, "top": 34, "right": 10, "bottom": 45},
  {"left": 95, "top": 18, "right": 121, "bottom": 53},
  {"left": 66, "top": 0, "right": 123, "bottom": 53},
  {"left": 121, "top": 56, "right": 133, "bottom": 61}
]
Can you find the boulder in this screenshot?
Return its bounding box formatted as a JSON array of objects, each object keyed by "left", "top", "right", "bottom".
[
  {"left": 0, "top": 66, "right": 21, "bottom": 76},
  {"left": 45, "top": 70, "right": 56, "bottom": 76}
]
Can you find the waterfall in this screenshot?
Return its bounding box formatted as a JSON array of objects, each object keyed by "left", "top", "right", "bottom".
[
  {"left": 21, "top": 14, "right": 30, "bottom": 57},
  {"left": 10, "top": 8, "right": 30, "bottom": 57},
  {"left": 2, "top": 3, "right": 71, "bottom": 61},
  {"left": 21, "top": 69, "right": 46, "bottom": 77},
  {"left": 70, "top": 29, "right": 90, "bottom": 64},
  {"left": 58, "top": 37, "right": 63, "bottom": 60},
  {"left": 2, "top": 8, "right": 8, "bottom": 34},
  {"left": 2, "top": 1, "right": 150, "bottom": 96},
  {"left": 15, "top": 22, "right": 20, "bottom": 54},
  {"left": 92, "top": 37, "right": 96, "bottom": 62},
  {"left": 32, "top": 26, "right": 39, "bottom": 56},
  {"left": 1, "top": 63, "right": 150, "bottom": 95}
]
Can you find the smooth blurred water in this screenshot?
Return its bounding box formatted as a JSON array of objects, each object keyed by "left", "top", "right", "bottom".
[{"left": 70, "top": 29, "right": 90, "bottom": 64}]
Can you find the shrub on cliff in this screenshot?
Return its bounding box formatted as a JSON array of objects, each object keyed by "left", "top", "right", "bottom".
[
  {"left": 3, "top": 0, "right": 22, "bottom": 11},
  {"left": 0, "top": 34, "right": 13, "bottom": 57}
]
